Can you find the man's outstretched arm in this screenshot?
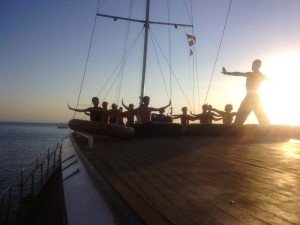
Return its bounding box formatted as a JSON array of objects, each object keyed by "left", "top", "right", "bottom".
[
  {"left": 68, "top": 104, "right": 87, "bottom": 113},
  {"left": 211, "top": 108, "right": 224, "bottom": 115},
  {"left": 172, "top": 115, "right": 181, "bottom": 119},
  {"left": 150, "top": 100, "right": 171, "bottom": 111},
  {"left": 221, "top": 67, "right": 248, "bottom": 77},
  {"left": 190, "top": 111, "right": 200, "bottom": 117}
]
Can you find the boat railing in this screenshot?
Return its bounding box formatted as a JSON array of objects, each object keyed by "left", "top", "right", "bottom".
[{"left": 0, "top": 136, "right": 67, "bottom": 225}]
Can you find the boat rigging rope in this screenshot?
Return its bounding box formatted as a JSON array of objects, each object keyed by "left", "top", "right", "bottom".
[
  {"left": 190, "top": 0, "right": 201, "bottom": 112},
  {"left": 101, "top": 29, "right": 144, "bottom": 101},
  {"left": 167, "top": 0, "right": 172, "bottom": 113},
  {"left": 181, "top": 0, "right": 193, "bottom": 24},
  {"left": 150, "top": 31, "right": 170, "bottom": 99},
  {"left": 96, "top": 29, "right": 144, "bottom": 99},
  {"left": 203, "top": 0, "right": 233, "bottom": 104},
  {"left": 150, "top": 29, "right": 194, "bottom": 111},
  {"left": 115, "top": 0, "right": 134, "bottom": 105},
  {"left": 183, "top": 0, "right": 200, "bottom": 112},
  {"left": 81, "top": 27, "right": 143, "bottom": 120},
  {"left": 73, "top": 0, "right": 106, "bottom": 119}
]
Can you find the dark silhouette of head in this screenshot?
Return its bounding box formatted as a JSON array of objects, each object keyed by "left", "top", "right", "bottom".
[
  {"left": 102, "top": 101, "right": 108, "bottom": 110},
  {"left": 159, "top": 108, "right": 165, "bottom": 114},
  {"left": 208, "top": 105, "right": 212, "bottom": 111},
  {"left": 202, "top": 104, "right": 208, "bottom": 112},
  {"left": 129, "top": 104, "right": 134, "bottom": 110},
  {"left": 252, "top": 59, "right": 262, "bottom": 72},
  {"left": 119, "top": 107, "right": 123, "bottom": 112},
  {"left": 92, "top": 97, "right": 99, "bottom": 107},
  {"left": 111, "top": 103, "right": 117, "bottom": 110},
  {"left": 143, "top": 96, "right": 150, "bottom": 106},
  {"left": 225, "top": 104, "right": 233, "bottom": 113},
  {"left": 182, "top": 107, "right": 187, "bottom": 114}
]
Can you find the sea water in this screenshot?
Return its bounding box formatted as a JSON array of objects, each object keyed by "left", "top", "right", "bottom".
[{"left": 0, "top": 122, "right": 69, "bottom": 194}]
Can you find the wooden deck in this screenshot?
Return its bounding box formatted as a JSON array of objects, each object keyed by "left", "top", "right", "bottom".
[{"left": 73, "top": 135, "right": 300, "bottom": 225}]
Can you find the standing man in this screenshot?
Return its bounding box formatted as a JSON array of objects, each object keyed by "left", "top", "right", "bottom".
[{"left": 222, "top": 59, "right": 269, "bottom": 125}]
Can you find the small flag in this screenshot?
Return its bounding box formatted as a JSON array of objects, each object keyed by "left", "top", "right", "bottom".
[
  {"left": 189, "top": 48, "right": 193, "bottom": 56},
  {"left": 186, "top": 33, "right": 196, "bottom": 46}
]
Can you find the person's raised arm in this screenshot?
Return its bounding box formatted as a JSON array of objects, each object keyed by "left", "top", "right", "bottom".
[
  {"left": 121, "top": 99, "right": 130, "bottom": 111},
  {"left": 68, "top": 104, "right": 87, "bottom": 113},
  {"left": 172, "top": 115, "right": 181, "bottom": 119},
  {"left": 210, "top": 110, "right": 222, "bottom": 117},
  {"left": 211, "top": 108, "right": 223, "bottom": 115},
  {"left": 211, "top": 112, "right": 222, "bottom": 117},
  {"left": 221, "top": 67, "right": 248, "bottom": 77},
  {"left": 190, "top": 111, "right": 200, "bottom": 117},
  {"left": 150, "top": 100, "right": 171, "bottom": 111}
]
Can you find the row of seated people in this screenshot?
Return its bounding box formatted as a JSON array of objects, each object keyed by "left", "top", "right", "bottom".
[{"left": 68, "top": 96, "right": 237, "bottom": 128}]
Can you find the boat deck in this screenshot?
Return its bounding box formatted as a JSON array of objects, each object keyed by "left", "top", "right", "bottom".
[{"left": 73, "top": 135, "right": 300, "bottom": 225}]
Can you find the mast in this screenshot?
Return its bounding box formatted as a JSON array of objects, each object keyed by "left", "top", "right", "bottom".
[
  {"left": 96, "top": 1, "right": 193, "bottom": 104},
  {"left": 140, "top": 0, "right": 150, "bottom": 104}
]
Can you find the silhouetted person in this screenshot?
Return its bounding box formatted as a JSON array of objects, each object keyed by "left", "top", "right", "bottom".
[
  {"left": 68, "top": 97, "right": 102, "bottom": 122},
  {"left": 207, "top": 104, "right": 220, "bottom": 123},
  {"left": 151, "top": 108, "right": 172, "bottom": 123},
  {"left": 135, "top": 96, "right": 171, "bottom": 123},
  {"left": 122, "top": 99, "right": 136, "bottom": 126},
  {"left": 172, "top": 107, "right": 195, "bottom": 128},
  {"left": 108, "top": 103, "right": 119, "bottom": 124},
  {"left": 118, "top": 107, "right": 125, "bottom": 125},
  {"left": 191, "top": 104, "right": 218, "bottom": 124},
  {"left": 222, "top": 59, "right": 270, "bottom": 125},
  {"left": 211, "top": 104, "right": 237, "bottom": 124},
  {"left": 101, "top": 101, "right": 109, "bottom": 123}
]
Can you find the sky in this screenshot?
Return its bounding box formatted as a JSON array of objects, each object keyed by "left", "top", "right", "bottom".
[{"left": 1, "top": 0, "right": 300, "bottom": 124}]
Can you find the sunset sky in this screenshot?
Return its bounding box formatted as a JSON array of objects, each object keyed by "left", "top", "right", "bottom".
[{"left": 1, "top": 0, "right": 299, "bottom": 124}]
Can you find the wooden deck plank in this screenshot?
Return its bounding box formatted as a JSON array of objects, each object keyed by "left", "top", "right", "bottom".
[
  {"left": 83, "top": 150, "right": 172, "bottom": 225},
  {"left": 100, "top": 141, "right": 217, "bottom": 225},
  {"left": 126, "top": 144, "right": 296, "bottom": 224},
  {"left": 119, "top": 137, "right": 298, "bottom": 204},
  {"left": 106, "top": 141, "right": 227, "bottom": 225},
  {"left": 116, "top": 146, "right": 252, "bottom": 225},
  {"left": 130, "top": 138, "right": 296, "bottom": 222},
  {"left": 74, "top": 136, "right": 300, "bottom": 225},
  {"left": 113, "top": 139, "right": 297, "bottom": 225}
]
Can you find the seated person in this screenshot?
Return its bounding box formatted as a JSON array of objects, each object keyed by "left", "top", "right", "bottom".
[
  {"left": 108, "top": 103, "right": 119, "bottom": 124},
  {"left": 101, "top": 101, "right": 109, "bottom": 124},
  {"left": 191, "top": 104, "right": 220, "bottom": 124},
  {"left": 122, "top": 99, "right": 136, "bottom": 126},
  {"left": 208, "top": 104, "right": 222, "bottom": 123},
  {"left": 151, "top": 108, "right": 172, "bottom": 123},
  {"left": 68, "top": 97, "right": 102, "bottom": 122},
  {"left": 172, "top": 107, "right": 195, "bottom": 127},
  {"left": 211, "top": 104, "right": 237, "bottom": 124},
  {"left": 117, "top": 107, "right": 125, "bottom": 125},
  {"left": 134, "top": 96, "right": 171, "bottom": 123}
]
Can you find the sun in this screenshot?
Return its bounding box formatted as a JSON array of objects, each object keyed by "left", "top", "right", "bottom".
[{"left": 260, "top": 51, "right": 300, "bottom": 125}]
